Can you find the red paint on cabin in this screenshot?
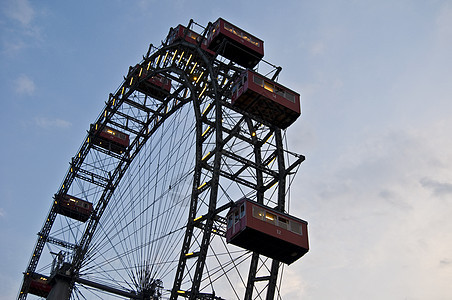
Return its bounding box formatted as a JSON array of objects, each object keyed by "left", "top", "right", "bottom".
[
  {"left": 55, "top": 194, "right": 93, "bottom": 222},
  {"left": 129, "top": 64, "right": 171, "bottom": 99},
  {"left": 226, "top": 198, "right": 308, "bottom": 265},
  {"left": 167, "top": 24, "right": 215, "bottom": 56},
  {"left": 231, "top": 69, "right": 301, "bottom": 129},
  {"left": 28, "top": 273, "right": 52, "bottom": 297},
  {"left": 92, "top": 125, "right": 130, "bottom": 154},
  {"left": 207, "top": 18, "right": 264, "bottom": 68}
]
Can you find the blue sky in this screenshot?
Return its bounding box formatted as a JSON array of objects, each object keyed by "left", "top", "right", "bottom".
[{"left": 1, "top": 0, "right": 452, "bottom": 299}]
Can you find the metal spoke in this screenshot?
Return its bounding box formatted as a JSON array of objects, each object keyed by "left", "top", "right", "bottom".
[{"left": 19, "top": 19, "right": 304, "bottom": 300}]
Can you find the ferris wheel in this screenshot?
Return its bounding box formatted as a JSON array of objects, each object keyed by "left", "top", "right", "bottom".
[{"left": 18, "top": 18, "right": 308, "bottom": 300}]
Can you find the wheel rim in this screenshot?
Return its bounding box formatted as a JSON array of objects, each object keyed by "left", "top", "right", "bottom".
[{"left": 19, "top": 25, "right": 304, "bottom": 300}]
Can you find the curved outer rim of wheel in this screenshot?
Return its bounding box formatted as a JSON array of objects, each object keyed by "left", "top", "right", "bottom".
[{"left": 19, "top": 34, "right": 301, "bottom": 300}]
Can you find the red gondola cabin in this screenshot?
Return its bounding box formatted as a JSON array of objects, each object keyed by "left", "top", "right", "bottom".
[
  {"left": 54, "top": 194, "right": 93, "bottom": 222},
  {"left": 206, "top": 18, "right": 264, "bottom": 68},
  {"left": 231, "top": 69, "right": 301, "bottom": 129},
  {"left": 142, "top": 74, "right": 171, "bottom": 99},
  {"left": 27, "top": 273, "right": 52, "bottom": 297},
  {"left": 92, "top": 125, "right": 130, "bottom": 154},
  {"left": 129, "top": 64, "right": 172, "bottom": 100},
  {"left": 226, "top": 198, "right": 309, "bottom": 265},
  {"left": 167, "top": 25, "right": 215, "bottom": 56}
]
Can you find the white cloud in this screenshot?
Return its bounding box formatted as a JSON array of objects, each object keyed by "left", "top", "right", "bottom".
[
  {"left": 420, "top": 177, "right": 452, "bottom": 197},
  {"left": 2, "top": 40, "right": 26, "bottom": 54},
  {"left": 4, "top": 0, "right": 35, "bottom": 27},
  {"left": 309, "top": 41, "right": 326, "bottom": 55},
  {"left": 34, "top": 117, "right": 72, "bottom": 129},
  {"left": 280, "top": 266, "right": 309, "bottom": 298},
  {"left": 435, "top": 2, "right": 452, "bottom": 43},
  {"left": 1, "top": 0, "right": 43, "bottom": 55},
  {"left": 291, "top": 121, "right": 452, "bottom": 299},
  {"left": 0, "top": 208, "right": 5, "bottom": 218},
  {"left": 14, "top": 74, "right": 35, "bottom": 96}
]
